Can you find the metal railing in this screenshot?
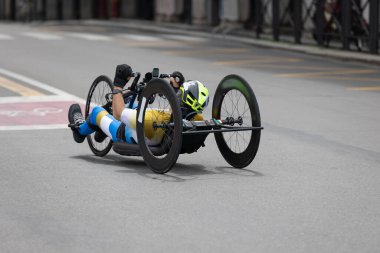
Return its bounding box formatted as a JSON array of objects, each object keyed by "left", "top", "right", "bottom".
[
  {"left": 1, "top": 0, "right": 378, "bottom": 54},
  {"left": 254, "top": 0, "right": 379, "bottom": 54}
]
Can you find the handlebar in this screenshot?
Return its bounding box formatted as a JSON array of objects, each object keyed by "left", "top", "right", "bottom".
[
  {"left": 126, "top": 70, "right": 172, "bottom": 93},
  {"left": 159, "top": 73, "right": 171, "bottom": 78},
  {"left": 129, "top": 72, "right": 141, "bottom": 91}
]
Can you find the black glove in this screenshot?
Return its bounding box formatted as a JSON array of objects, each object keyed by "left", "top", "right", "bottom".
[
  {"left": 171, "top": 71, "right": 185, "bottom": 86},
  {"left": 113, "top": 64, "right": 133, "bottom": 88}
]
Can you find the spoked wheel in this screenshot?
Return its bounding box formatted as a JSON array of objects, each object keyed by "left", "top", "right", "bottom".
[
  {"left": 212, "top": 75, "right": 261, "bottom": 168},
  {"left": 85, "top": 75, "right": 113, "bottom": 157},
  {"left": 136, "top": 79, "right": 182, "bottom": 174}
]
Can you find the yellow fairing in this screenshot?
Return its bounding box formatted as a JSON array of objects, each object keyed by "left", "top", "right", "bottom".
[
  {"left": 143, "top": 109, "right": 171, "bottom": 143},
  {"left": 192, "top": 114, "right": 204, "bottom": 121}
]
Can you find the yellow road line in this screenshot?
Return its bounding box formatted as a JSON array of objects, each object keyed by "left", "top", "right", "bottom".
[
  {"left": 0, "top": 75, "right": 44, "bottom": 96},
  {"left": 246, "top": 64, "right": 345, "bottom": 71},
  {"left": 121, "top": 40, "right": 195, "bottom": 48},
  {"left": 315, "top": 76, "right": 380, "bottom": 82},
  {"left": 276, "top": 69, "right": 378, "bottom": 78},
  {"left": 214, "top": 57, "right": 302, "bottom": 65},
  {"left": 349, "top": 86, "right": 380, "bottom": 91},
  {"left": 165, "top": 47, "right": 249, "bottom": 56}
]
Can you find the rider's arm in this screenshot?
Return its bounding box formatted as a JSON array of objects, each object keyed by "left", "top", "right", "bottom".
[
  {"left": 112, "top": 87, "right": 125, "bottom": 121},
  {"left": 112, "top": 64, "right": 133, "bottom": 120}
]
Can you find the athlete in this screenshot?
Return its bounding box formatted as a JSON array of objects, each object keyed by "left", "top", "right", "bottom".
[{"left": 68, "top": 64, "right": 209, "bottom": 146}]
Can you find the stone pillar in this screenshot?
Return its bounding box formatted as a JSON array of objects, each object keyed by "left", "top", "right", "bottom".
[
  {"left": 155, "top": 0, "right": 183, "bottom": 22},
  {"left": 220, "top": 0, "right": 251, "bottom": 24},
  {"left": 192, "top": 0, "right": 207, "bottom": 25},
  {"left": 220, "top": 0, "right": 239, "bottom": 22},
  {"left": 239, "top": 0, "right": 250, "bottom": 22},
  {"left": 207, "top": 0, "right": 220, "bottom": 25}
]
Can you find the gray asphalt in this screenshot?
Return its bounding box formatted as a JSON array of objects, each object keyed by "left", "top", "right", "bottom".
[{"left": 0, "top": 22, "right": 379, "bottom": 253}]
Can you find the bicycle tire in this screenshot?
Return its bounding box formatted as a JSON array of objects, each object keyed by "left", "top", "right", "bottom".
[
  {"left": 136, "top": 78, "right": 182, "bottom": 174},
  {"left": 85, "top": 75, "right": 114, "bottom": 157},
  {"left": 212, "top": 74, "right": 261, "bottom": 168}
]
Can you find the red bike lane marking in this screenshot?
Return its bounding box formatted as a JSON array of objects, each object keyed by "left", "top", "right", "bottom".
[
  {"left": 0, "top": 68, "right": 87, "bottom": 130},
  {"left": 0, "top": 100, "right": 85, "bottom": 128}
]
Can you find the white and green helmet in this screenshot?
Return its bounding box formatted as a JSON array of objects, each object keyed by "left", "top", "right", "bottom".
[{"left": 179, "top": 80, "right": 209, "bottom": 112}]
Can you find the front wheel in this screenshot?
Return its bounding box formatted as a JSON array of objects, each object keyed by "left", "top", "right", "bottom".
[
  {"left": 85, "top": 75, "right": 113, "bottom": 157},
  {"left": 136, "top": 79, "right": 182, "bottom": 174},
  {"left": 212, "top": 75, "right": 261, "bottom": 168}
]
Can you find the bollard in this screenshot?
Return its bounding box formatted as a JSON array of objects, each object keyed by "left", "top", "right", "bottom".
[
  {"left": 207, "top": 0, "right": 220, "bottom": 25},
  {"left": 272, "top": 0, "right": 279, "bottom": 41},
  {"left": 254, "top": 0, "right": 262, "bottom": 38},
  {"left": 74, "top": 0, "right": 81, "bottom": 19},
  {"left": 10, "top": 0, "right": 16, "bottom": 20},
  {"left": 293, "top": 0, "right": 302, "bottom": 44},
  {"left": 341, "top": 0, "right": 352, "bottom": 50},
  {"left": 314, "top": 0, "right": 325, "bottom": 46},
  {"left": 0, "top": 0, "right": 3, "bottom": 20},
  {"left": 369, "top": 0, "right": 379, "bottom": 54},
  {"left": 184, "top": 0, "right": 192, "bottom": 24},
  {"left": 57, "top": 0, "right": 63, "bottom": 20}
]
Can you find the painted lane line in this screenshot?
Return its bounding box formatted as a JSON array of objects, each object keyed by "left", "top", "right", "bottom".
[
  {"left": 349, "top": 86, "right": 380, "bottom": 91},
  {"left": 0, "top": 68, "right": 87, "bottom": 131},
  {"left": 67, "top": 33, "right": 112, "bottom": 41},
  {"left": 0, "top": 67, "right": 86, "bottom": 104},
  {"left": 0, "top": 75, "right": 44, "bottom": 96},
  {"left": 0, "top": 34, "right": 13, "bottom": 40},
  {"left": 0, "top": 124, "right": 68, "bottom": 131},
  {"left": 214, "top": 57, "right": 302, "bottom": 65},
  {"left": 119, "top": 34, "right": 162, "bottom": 41},
  {"left": 164, "top": 47, "right": 249, "bottom": 56},
  {"left": 276, "top": 69, "right": 377, "bottom": 78},
  {"left": 0, "top": 95, "right": 77, "bottom": 104},
  {"left": 163, "top": 34, "right": 207, "bottom": 42},
  {"left": 0, "top": 107, "right": 63, "bottom": 117},
  {"left": 246, "top": 64, "right": 346, "bottom": 71},
  {"left": 22, "top": 32, "right": 63, "bottom": 40}
]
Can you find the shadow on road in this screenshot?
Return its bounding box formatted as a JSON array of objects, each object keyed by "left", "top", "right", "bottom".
[{"left": 71, "top": 154, "right": 264, "bottom": 182}]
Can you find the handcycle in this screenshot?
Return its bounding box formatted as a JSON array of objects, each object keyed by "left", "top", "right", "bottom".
[{"left": 85, "top": 68, "right": 263, "bottom": 174}]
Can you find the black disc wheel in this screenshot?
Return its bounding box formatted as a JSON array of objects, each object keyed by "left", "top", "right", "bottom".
[
  {"left": 85, "top": 75, "right": 113, "bottom": 157},
  {"left": 212, "top": 74, "right": 261, "bottom": 168},
  {"left": 136, "top": 79, "right": 182, "bottom": 174}
]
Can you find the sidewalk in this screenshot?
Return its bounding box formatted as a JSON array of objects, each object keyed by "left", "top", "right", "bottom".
[{"left": 49, "top": 19, "right": 380, "bottom": 65}]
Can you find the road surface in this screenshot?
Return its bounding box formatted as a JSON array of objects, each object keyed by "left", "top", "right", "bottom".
[{"left": 0, "top": 22, "right": 379, "bottom": 253}]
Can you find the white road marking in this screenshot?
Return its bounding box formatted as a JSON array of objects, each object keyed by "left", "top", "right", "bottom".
[
  {"left": 0, "top": 107, "right": 63, "bottom": 117},
  {"left": 0, "top": 124, "right": 68, "bottom": 131},
  {"left": 0, "top": 33, "right": 13, "bottom": 40},
  {"left": 0, "top": 95, "right": 76, "bottom": 104},
  {"left": 0, "top": 67, "right": 87, "bottom": 131},
  {"left": 0, "top": 67, "right": 85, "bottom": 103},
  {"left": 119, "top": 34, "right": 162, "bottom": 41},
  {"left": 163, "top": 35, "right": 206, "bottom": 42},
  {"left": 22, "top": 32, "right": 63, "bottom": 40},
  {"left": 67, "top": 33, "right": 112, "bottom": 41}
]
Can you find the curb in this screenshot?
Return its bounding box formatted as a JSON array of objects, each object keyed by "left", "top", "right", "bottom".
[{"left": 48, "top": 19, "right": 380, "bottom": 65}]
